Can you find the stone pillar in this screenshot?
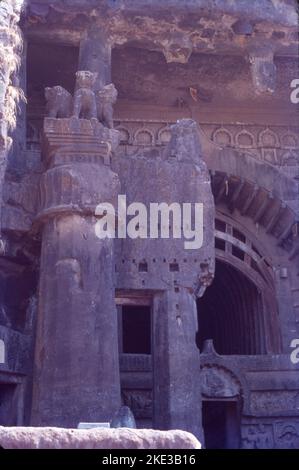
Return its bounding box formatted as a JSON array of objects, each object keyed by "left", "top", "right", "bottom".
[
  {"left": 116, "top": 119, "right": 215, "bottom": 444},
  {"left": 79, "top": 28, "right": 111, "bottom": 92},
  {"left": 31, "top": 118, "right": 121, "bottom": 427},
  {"left": 153, "top": 289, "right": 203, "bottom": 442}
]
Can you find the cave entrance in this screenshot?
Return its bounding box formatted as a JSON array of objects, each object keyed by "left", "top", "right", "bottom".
[
  {"left": 197, "top": 259, "right": 269, "bottom": 355},
  {"left": 202, "top": 400, "right": 240, "bottom": 449},
  {"left": 0, "top": 383, "right": 19, "bottom": 426}
]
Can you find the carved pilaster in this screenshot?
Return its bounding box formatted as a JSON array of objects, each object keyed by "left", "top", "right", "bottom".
[{"left": 31, "top": 117, "right": 121, "bottom": 427}]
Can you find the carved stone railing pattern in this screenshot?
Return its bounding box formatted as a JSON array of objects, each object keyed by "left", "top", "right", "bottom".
[
  {"left": 119, "top": 353, "right": 152, "bottom": 372},
  {"left": 114, "top": 119, "right": 299, "bottom": 176},
  {"left": 27, "top": 116, "right": 299, "bottom": 174}
]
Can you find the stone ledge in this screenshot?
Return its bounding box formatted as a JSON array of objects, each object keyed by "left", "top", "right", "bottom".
[{"left": 0, "top": 427, "right": 201, "bottom": 449}]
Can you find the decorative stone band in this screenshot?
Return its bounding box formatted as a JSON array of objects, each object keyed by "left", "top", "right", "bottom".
[
  {"left": 36, "top": 117, "right": 121, "bottom": 222},
  {"left": 37, "top": 163, "right": 120, "bottom": 223},
  {"left": 119, "top": 353, "right": 152, "bottom": 372},
  {"left": 43, "top": 117, "right": 120, "bottom": 168}
]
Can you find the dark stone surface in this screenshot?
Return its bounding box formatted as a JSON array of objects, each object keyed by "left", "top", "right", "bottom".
[
  {"left": 153, "top": 289, "right": 203, "bottom": 441},
  {"left": 0, "top": 0, "right": 298, "bottom": 449},
  {"left": 110, "top": 405, "right": 136, "bottom": 428}
]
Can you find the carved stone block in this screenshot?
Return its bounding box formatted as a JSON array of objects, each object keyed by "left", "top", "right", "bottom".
[
  {"left": 45, "top": 86, "right": 72, "bottom": 119},
  {"left": 97, "top": 83, "right": 118, "bottom": 129},
  {"left": 122, "top": 390, "right": 153, "bottom": 419},
  {"left": 73, "top": 71, "right": 97, "bottom": 120},
  {"left": 241, "top": 423, "right": 274, "bottom": 449}
]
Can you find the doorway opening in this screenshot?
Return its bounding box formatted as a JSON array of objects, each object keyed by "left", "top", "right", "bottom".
[
  {"left": 202, "top": 400, "right": 240, "bottom": 449},
  {"left": 121, "top": 305, "right": 151, "bottom": 355},
  {"left": 117, "top": 301, "right": 153, "bottom": 430},
  {"left": 0, "top": 383, "right": 19, "bottom": 426}
]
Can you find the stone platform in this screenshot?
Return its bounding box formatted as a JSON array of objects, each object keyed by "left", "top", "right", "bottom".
[{"left": 0, "top": 427, "right": 201, "bottom": 449}]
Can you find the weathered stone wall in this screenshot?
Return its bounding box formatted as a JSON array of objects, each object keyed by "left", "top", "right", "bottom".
[
  {"left": 0, "top": 0, "right": 298, "bottom": 449},
  {"left": 0, "top": 1, "right": 26, "bottom": 222}
]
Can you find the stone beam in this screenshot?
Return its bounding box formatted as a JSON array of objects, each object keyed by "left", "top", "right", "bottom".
[
  {"left": 240, "top": 185, "right": 259, "bottom": 216},
  {"left": 24, "top": 1, "right": 299, "bottom": 58},
  {"left": 228, "top": 179, "right": 245, "bottom": 213},
  {"left": 266, "top": 202, "right": 285, "bottom": 234},
  {"left": 253, "top": 194, "right": 274, "bottom": 224},
  {"left": 25, "top": 1, "right": 299, "bottom": 28}
]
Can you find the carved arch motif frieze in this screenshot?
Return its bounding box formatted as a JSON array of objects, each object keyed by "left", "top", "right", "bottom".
[{"left": 201, "top": 364, "right": 243, "bottom": 399}]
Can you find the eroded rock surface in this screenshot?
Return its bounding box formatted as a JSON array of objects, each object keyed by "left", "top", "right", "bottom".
[{"left": 0, "top": 427, "right": 201, "bottom": 449}]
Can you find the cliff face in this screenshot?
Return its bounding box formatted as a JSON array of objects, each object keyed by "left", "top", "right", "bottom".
[{"left": 0, "top": 0, "right": 25, "bottom": 231}]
